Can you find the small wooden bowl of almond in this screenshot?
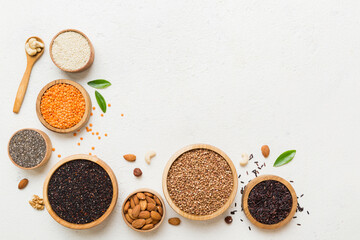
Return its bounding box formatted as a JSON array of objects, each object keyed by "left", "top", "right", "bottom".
[{"left": 122, "top": 188, "right": 166, "bottom": 232}]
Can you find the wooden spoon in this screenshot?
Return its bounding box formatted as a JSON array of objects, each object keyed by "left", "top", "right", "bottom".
[{"left": 13, "top": 36, "right": 44, "bottom": 113}]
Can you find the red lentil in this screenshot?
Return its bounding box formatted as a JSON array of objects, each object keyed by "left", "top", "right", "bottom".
[
  {"left": 52, "top": 148, "right": 55, "bottom": 152},
  {"left": 40, "top": 84, "right": 85, "bottom": 129},
  {"left": 58, "top": 154, "right": 61, "bottom": 158}
]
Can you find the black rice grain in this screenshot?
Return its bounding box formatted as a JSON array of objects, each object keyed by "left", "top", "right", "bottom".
[{"left": 48, "top": 160, "right": 113, "bottom": 224}]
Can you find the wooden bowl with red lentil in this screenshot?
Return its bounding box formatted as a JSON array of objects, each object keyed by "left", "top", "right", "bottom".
[
  {"left": 43, "top": 154, "right": 118, "bottom": 229},
  {"left": 162, "top": 144, "right": 238, "bottom": 221},
  {"left": 36, "top": 79, "right": 91, "bottom": 133}
]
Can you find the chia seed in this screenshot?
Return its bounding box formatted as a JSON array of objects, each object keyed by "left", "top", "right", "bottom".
[
  {"left": 8, "top": 129, "right": 47, "bottom": 168},
  {"left": 47, "top": 160, "right": 113, "bottom": 224}
]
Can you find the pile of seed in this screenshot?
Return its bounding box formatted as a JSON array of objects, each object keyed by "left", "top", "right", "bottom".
[
  {"left": 51, "top": 31, "right": 91, "bottom": 71},
  {"left": 48, "top": 160, "right": 113, "bottom": 224},
  {"left": 248, "top": 180, "right": 292, "bottom": 224},
  {"left": 40, "top": 83, "right": 85, "bottom": 129},
  {"left": 8, "top": 129, "right": 47, "bottom": 168},
  {"left": 167, "top": 149, "right": 234, "bottom": 215}
]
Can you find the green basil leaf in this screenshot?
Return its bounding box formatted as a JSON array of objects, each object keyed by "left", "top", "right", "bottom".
[
  {"left": 273, "top": 150, "right": 296, "bottom": 167},
  {"left": 95, "top": 90, "right": 107, "bottom": 113},
  {"left": 88, "top": 79, "right": 111, "bottom": 89}
]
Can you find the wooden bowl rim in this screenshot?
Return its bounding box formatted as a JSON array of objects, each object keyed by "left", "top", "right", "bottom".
[
  {"left": 121, "top": 188, "right": 166, "bottom": 232},
  {"left": 36, "top": 79, "right": 91, "bottom": 133},
  {"left": 162, "top": 143, "right": 238, "bottom": 221},
  {"left": 7, "top": 128, "right": 52, "bottom": 170},
  {"left": 43, "top": 154, "right": 118, "bottom": 229},
  {"left": 242, "top": 175, "right": 297, "bottom": 230},
  {"left": 49, "top": 29, "right": 94, "bottom": 73}
]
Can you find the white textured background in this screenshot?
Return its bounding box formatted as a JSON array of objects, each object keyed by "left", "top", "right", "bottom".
[{"left": 0, "top": 0, "right": 359, "bottom": 239}]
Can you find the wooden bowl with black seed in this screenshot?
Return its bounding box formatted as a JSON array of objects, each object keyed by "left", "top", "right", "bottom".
[
  {"left": 162, "top": 144, "right": 238, "bottom": 221},
  {"left": 121, "top": 188, "right": 166, "bottom": 232},
  {"left": 8, "top": 128, "right": 52, "bottom": 170},
  {"left": 50, "top": 29, "right": 95, "bottom": 73},
  {"left": 36, "top": 79, "right": 91, "bottom": 134},
  {"left": 242, "top": 175, "right": 297, "bottom": 230},
  {"left": 43, "top": 154, "right": 118, "bottom": 229}
]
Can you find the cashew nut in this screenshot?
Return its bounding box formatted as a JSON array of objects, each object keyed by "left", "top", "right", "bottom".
[
  {"left": 25, "top": 38, "right": 44, "bottom": 56},
  {"left": 240, "top": 153, "right": 249, "bottom": 166},
  {"left": 145, "top": 151, "right": 156, "bottom": 165},
  {"left": 25, "top": 43, "right": 37, "bottom": 56}
]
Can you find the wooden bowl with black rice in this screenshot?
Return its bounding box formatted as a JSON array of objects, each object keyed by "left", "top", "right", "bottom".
[
  {"left": 43, "top": 154, "right": 118, "bottom": 229},
  {"left": 242, "top": 175, "right": 297, "bottom": 229}
]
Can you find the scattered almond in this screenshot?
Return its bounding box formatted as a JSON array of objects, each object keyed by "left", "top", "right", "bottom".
[
  {"left": 168, "top": 217, "right": 181, "bottom": 226},
  {"left": 261, "top": 145, "right": 270, "bottom": 158},
  {"left": 123, "top": 154, "right": 136, "bottom": 162},
  {"left": 18, "top": 178, "right": 29, "bottom": 189}
]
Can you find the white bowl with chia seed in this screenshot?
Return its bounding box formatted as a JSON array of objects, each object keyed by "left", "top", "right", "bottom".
[{"left": 8, "top": 128, "right": 52, "bottom": 169}]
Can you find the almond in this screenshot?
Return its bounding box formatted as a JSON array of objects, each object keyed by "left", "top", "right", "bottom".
[
  {"left": 146, "top": 196, "right": 156, "bottom": 205},
  {"left": 154, "top": 196, "right": 161, "bottom": 205},
  {"left": 168, "top": 217, "right": 181, "bottom": 226},
  {"left": 125, "top": 213, "right": 133, "bottom": 223},
  {"left": 157, "top": 206, "right": 163, "bottom": 216},
  {"left": 128, "top": 209, "right": 135, "bottom": 219},
  {"left": 136, "top": 192, "right": 146, "bottom": 200},
  {"left": 132, "top": 219, "right": 145, "bottom": 229},
  {"left": 124, "top": 201, "right": 130, "bottom": 213},
  {"left": 133, "top": 195, "right": 139, "bottom": 205},
  {"left": 18, "top": 178, "right": 28, "bottom": 189},
  {"left": 151, "top": 211, "right": 162, "bottom": 221},
  {"left": 261, "top": 145, "right": 270, "bottom": 158},
  {"left": 130, "top": 197, "right": 135, "bottom": 208},
  {"left": 144, "top": 192, "right": 154, "bottom": 197},
  {"left": 142, "top": 224, "right": 154, "bottom": 230},
  {"left": 132, "top": 205, "right": 141, "bottom": 218},
  {"left": 147, "top": 203, "right": 156, "bottom": 211},
  {"left": 140, "top": 200, "right": 147, "bottom": 211},
  {"left": 145, "top": 218, "right": 153, "bottom": 224},
  {"left": 123, "top": 154, "right": 136, "bottom": 162},
  {"left": 138, "top": 211, "right": 150, "bottom": 219}
]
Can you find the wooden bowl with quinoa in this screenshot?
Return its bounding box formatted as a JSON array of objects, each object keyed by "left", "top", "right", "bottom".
[
  {"left": 36, "top": 79, "right": 91, "bottom": 133},
  {"left": 50, "top": 29, "right": 95, "bottom": 73},
  {"left": 162, "top": 144, "right": 238, "bottom": 221}
]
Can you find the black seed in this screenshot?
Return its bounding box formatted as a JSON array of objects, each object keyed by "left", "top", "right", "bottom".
[
  {"left": 47, "top": 160, "right": 113, "bottom": 224},
  {"left": 247, "top": 180, "right": 292, "bottom": 225},
  {"left": 297, "top": 223, "right": 301, "bottom": 226},
  {"left": 248, "top": 226, "right": 251, "bottom": 231},
  {"left": 230, "top": 210, "right": 237, "bottom": 215}
]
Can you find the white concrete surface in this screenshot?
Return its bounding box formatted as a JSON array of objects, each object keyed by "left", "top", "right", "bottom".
[{"left": 0, "top": 0, "right": 359, "bottom": 239}]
